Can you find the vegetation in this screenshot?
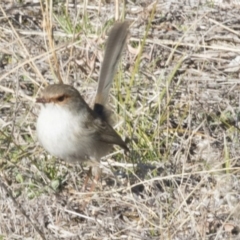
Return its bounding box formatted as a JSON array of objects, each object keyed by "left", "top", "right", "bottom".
[{"left": 0, "top": 0, "right": 240, "bottom": 239}]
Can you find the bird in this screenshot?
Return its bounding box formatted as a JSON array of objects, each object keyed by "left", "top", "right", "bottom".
[{"left": 36, "top": 21, "right": 129, "bottom": 190}]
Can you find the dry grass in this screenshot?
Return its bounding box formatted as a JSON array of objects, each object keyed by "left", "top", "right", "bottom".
[{"left": 1, "top": 0, "right": 240, "bottom": 239}]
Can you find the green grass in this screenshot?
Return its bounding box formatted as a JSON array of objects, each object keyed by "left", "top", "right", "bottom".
[{"left": 1, "top": 1, "right": 240, "bottom": 239}]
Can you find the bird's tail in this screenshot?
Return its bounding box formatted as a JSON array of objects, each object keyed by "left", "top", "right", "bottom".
[{"left": 94, "top": 21, "right": 129, "bottom": 121}]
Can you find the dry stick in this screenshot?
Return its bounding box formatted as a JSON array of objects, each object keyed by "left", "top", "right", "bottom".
[
  {"left": 130, "top": 37, "right": 240, "bottom": 53},
  {"left": 1, "top": 23, "right": 239, "bottom": 53},
  {"left": 40, "top": 0, "right": 63, "bottom": 84},
  {"left": 207, "top": 17, "right": 240, "bottom": 36},
  {"left": 115, "top": 0, "right": 119, "bottom": 20},
  {"left": 0, "top": 177, "right": 46, "bottom": 240},
  {"left": 0, "top": 40, "right": 76, "bottom": 84},
  {"left": 0, "top": 5, "right": 47, "bottom": 85},
  {"left": 64, "top": 6, "right": 82, "bottom": 85},
  {"left": 71, "top": 167, "right": 240, "bottom": 198},
  {"left": 0, "top": 85, "right": 34, "bottom": 102}
]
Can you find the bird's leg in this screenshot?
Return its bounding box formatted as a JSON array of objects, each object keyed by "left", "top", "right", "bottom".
[
  {"left": 81, "top": 166, "right": 102, "bottom": 209},
  {"left": 81, "top": 167, "right": 92, "bottom": 191},
  {"left": 90, "top": 165, "right": 102, "bottom": 192},
  {"left": 82, "top": 166, "right": 102, "bottom": 190},
  {"left": 81, "top": 161, "right": 102, "bottom": 193}
]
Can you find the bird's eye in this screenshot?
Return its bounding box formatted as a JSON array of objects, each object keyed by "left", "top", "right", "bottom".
[{"left": 57, "top": 95, "right": 65, "bottom": 102}]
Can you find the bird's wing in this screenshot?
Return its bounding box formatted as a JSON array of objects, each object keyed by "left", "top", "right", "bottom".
[{"left": 85, "top": 118, "right": 129, "bottom": 151}]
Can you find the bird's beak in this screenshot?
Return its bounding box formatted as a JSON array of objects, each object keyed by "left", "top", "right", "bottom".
[{"left": 36, "top": 97, "right": 48, "bottom": 103}]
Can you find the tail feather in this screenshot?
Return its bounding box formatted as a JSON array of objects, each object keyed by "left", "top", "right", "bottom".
[{"left": 94, "top": 21, "right": 129, "bottom": 110}]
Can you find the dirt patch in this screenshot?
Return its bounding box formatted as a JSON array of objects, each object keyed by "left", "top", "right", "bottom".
[{"left": 0, "top": 1, "right": 240, "bottom": 239}]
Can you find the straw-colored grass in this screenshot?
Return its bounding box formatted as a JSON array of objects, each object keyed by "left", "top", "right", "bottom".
[{"left": 1, "top": 0, "right": 240, "bottom": 239}]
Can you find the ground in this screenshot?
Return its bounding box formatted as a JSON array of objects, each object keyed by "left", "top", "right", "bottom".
[{"left": 1, "top": 0, "right": 240, "bottom": 239}]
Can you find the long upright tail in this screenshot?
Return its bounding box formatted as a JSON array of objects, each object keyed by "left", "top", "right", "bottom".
[{"left": 94, "top": 21, "right": 129, "bottom": 120}]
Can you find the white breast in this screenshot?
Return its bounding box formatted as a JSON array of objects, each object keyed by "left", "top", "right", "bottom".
[
  {"left": 37, "top": 103, "right": 111, "bottom": 163},
  {"left": 37, "top": 104, "right": 87, "bottom": 161}
]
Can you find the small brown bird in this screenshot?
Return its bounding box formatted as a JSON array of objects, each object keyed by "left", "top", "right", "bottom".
[{"left": 36, "top": 22, "right": 129, "bottom": 189}]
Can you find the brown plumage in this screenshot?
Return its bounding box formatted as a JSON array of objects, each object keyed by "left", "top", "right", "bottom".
[{"left": 36, "top": 22, "right": 129, "bottom": 190}]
